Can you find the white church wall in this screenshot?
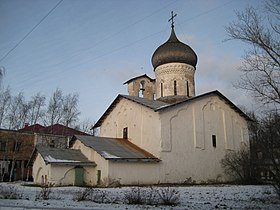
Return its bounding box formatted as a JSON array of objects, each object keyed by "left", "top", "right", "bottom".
[
  {"left": 100, "top": 98, "right": 162, "bottom": 157},
  {"left": 108, "top": 161, "right": 161, "bottom": 185},
  {"left": 159, "top": 95, "right": 249, "bottom": 183}
]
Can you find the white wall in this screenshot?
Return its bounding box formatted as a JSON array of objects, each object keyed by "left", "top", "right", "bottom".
[
  {"left": 100, "top": 98, "right": 162, "bottom": 157},
  {"left": 108, "top": 161, "right": 161, "bottom": 185},
  {"left": 159, "top": 95, "right": 249, "bottom": 183}
]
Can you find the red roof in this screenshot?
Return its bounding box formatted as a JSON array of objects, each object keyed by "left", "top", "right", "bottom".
[{"left": 18, "top": 123, "right": 88, "bottom": 136}]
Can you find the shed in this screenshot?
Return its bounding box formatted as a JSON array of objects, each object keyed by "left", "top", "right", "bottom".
[{"left": 32, "top": 146, "right": 96, "bottom": 186}]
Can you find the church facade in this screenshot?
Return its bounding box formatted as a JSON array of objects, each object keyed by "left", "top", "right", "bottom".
[
  {"left": 32, "top": 18, "right": 250, "bottom": 186},
  {"left": 89, "top": 23, "right": 250, "bottom": 185}
]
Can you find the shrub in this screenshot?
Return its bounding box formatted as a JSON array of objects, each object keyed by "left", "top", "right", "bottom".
[
  {"left": 0, "top": 186, "right": 22, "bottom": 199},
  {"left": 124, "top": 187, "right": 145, "bottom": 205},
  {"left": 73, "top": 187, "right": 92, "bottom": 201},
  {"left": 157, "top": 187, "right": 180, "bottom": 206},
  {"left": 73, "top": 187, "right": 112, "bottom": 203},
  {"left": 36, "top": 186, "right": 52, "bottom": 200}
]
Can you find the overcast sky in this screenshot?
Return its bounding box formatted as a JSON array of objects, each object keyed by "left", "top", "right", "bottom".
[{"left": 0, "top": 0, "right": 263, "bottom": 123}]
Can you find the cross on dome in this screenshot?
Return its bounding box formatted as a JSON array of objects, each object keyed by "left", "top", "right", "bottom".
[{"left": 168, "top": 11, "right": 177, "bottom": 28}]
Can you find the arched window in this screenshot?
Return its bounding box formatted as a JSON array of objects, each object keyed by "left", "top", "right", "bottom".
[
  {"left": 186, "top": 81, "right": 189, "bottom": 97},
  {"left": 140, "top": 80, "right": 145, "bottom": 97},
  {"left": 174, "top": 80, "right": 177, "bottom": 95},
  {"left": 160, "top": 82, "right": 163, "bottom": 97}
]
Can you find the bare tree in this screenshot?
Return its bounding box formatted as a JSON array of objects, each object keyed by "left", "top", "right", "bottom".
[
  {"left": 221, "top": 145, "right": 254, "bottom": 184},
  {"left": 76, "top": 118, "right": 95, "bottom": 135},
  {"left": 226, "top": 0, "right": 280, "bottom": 108},
  {"left": 6, "top": 92, "right": 30, "bottom": 130},
  {"left": 0, "top": 87, "right": 11, "bottom": 128},
  {"left": 45, "top": 89, "right": 81, "bottom": 128},
  {"left": 28, "top": 93, "right": 46, "bottom": 125},
  {"left": 45, "top": 88, "right": 63, "bottom": 126},
  {"left": 61, "top": 93, "right": 80, "bottom": 127},
  {"left": 256, "top": 112, "right": 280, "bottom": 196}
]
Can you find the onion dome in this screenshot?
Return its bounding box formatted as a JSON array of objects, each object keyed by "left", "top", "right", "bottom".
[{"left": 151, "top": 27, "right": 197, "bottom": 69}]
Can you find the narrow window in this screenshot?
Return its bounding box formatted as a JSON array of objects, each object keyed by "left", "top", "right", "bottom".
[
  {"left": 174, "top": 80, "right": 177, "bottom": 95},
  {"left": 97, "top": 170, "right": 101, "bottom": 185},
  {"left": 186, "top": 81, "right": 189, "bottom": 97},
  {"left": 212, "top": 135, "right": 217, "bottom": 148},
  {"left": 140, "top": 80, "right": 145, "bottom": 97},
  {"left": 123, "top": 127, "right": 128, "bottom": 139},
  {"left": 160, "top": 83, "right": 163, "bottom": 97}
]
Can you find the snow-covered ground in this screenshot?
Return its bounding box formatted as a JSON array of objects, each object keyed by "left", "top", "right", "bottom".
[{"left": 0, "top": 182, "right": 280, "bottom": 209}]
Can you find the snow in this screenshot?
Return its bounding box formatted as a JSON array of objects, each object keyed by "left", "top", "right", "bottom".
[
  {"left": 0, "top": 182, "right": 280, "bottom": 209},
  {"left": 45, "top": 155, "right": 81, "bottom": 163},
  {"left": 100, "top": 151, "right": 121, "bottom": 159}
]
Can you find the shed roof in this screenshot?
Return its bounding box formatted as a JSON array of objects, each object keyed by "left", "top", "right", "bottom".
[
  {"left": 36, "top": 146, "right": 96, "bottom": 166},
  {"left": 72, "top": 135, "right": 160, "bottom": 162}
]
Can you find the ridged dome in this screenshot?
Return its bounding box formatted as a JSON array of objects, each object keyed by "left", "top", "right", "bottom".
[{"left": 152, "top": 27, "right": 197, "bottom": 69}]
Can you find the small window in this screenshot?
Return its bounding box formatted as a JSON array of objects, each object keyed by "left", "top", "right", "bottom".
[
  {"left": 0, "top": 142, "right": 6, "bottom": 151},
  {"left": 212, "top": 135, "right": 216, "bottom": 148},
  {"left": 160, "top": 83, "right": 163, "bottom": 97},
  {"left": 13, "top": 142, "right": 21, "bottom": 151},
  {"left": 123, "top": 127, "right": 128, "bottom": 139},
  {"left": 174, "top": 80, "right": 177, "bottom": 95}
]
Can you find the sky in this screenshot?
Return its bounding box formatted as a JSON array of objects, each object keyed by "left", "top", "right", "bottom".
[{"left": 0, "top": 0, "right": 263, "bottom": 124}]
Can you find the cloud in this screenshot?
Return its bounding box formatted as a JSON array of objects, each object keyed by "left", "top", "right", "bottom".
[{"left": 196, "top": 49, "right": 255, "bottom": 110}]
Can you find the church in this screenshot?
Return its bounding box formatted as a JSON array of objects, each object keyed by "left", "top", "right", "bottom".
[{"left": 32, "top": 15, "right": 250, "bottom": 186}]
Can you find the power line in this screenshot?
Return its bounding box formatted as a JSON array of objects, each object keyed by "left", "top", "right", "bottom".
[{"left": 0, "top": 0, "right": 63, "bottom": 64}]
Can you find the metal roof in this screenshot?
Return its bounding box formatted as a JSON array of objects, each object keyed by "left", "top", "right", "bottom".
[
  {"left": 36, "top": 146, "right": 96, "bottom": 166},
  {"left": 93, "top": 94, "right": 168, "bottom": 128},
  {"left": 72, "top": 135, "right": 160, "bottom": 162},
  {"left": 93, "top": 90, "right": 251, "bottom": 129}
]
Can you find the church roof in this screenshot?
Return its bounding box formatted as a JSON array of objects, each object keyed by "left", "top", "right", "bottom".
[
  {"left": 71, "top": 135, "right": 160, "bottom": 162},
  {"left": 123, "top": 74, "right": 155, "bottom": 85},
  {"left": 151, "top": 27, "right": 197, "bottom": 69},
  {"left": 35, "top": 146, "right": 96, "bottom": 166},
  {"left": 93, "top": 90, "right": 251, "bottom": 128},
  {"left": 93, "top": 94, "right": 168, "bottom": 128}
]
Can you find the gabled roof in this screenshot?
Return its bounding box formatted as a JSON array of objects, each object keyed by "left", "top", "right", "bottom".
[
  {"left": 93, "top": 95, "right": 168, "bottom": 128},
  {"left": 18, "top": 123, "right": 88, "bottom": 136},
  {"left": 93, "top": 90, "right": 251, "bottom": 128},
  {"left": 36, "top": 146, "right": 96, "bottom": 166},
  {"left": 71, "top": 135, "right": 160, "bottom": 162},
  {"left": 123, "top": 74, "right": 155, "bottom": 85}
]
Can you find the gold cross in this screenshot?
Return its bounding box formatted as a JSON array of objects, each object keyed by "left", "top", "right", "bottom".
[{"left": 168, "top": 11, "right": 177, "bottom": 28}]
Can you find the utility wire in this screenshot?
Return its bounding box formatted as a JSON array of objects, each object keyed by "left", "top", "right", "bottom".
[{"left": 0, "top": 0, "right": 63, "bottom": 63}]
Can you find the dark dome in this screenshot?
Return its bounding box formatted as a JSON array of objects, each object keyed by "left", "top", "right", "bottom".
[{"left": 152, "top": 28, "right": 197, "bottom": 69}]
